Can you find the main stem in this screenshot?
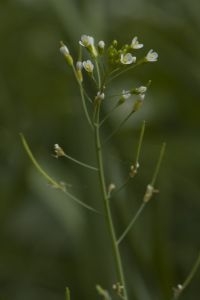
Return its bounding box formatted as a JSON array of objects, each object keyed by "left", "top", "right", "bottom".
[{"left": 94, "top": 103, "right": 128, "bottom": 300}]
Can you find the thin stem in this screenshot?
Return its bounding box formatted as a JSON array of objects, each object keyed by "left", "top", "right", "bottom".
[
  {"left": 117, "top": 202, "right": 146, "bottom": 245},
  {"left": 182, "top": 252, "right": 200, "bottom": 290},
  {"left": 100, "top": 67, "right": 120, "bottom": 88},
  {"left": 79, "top": 82, "right": 94, "bottom": 129},
  {"left": 99, "top": 104, "right": 119, "bottom": 127},
  {"left": 117, "top": 142, "right": 166, "bottom": 244},
  {"left": 94, "top": 103, "right": 128, "bottom": 300},
  {"left": 108, "top": 67, "right": 120, "bottom": 77},
  {"left": 65, "top": 287, "right": 71, "bottom": 300},
  {"left": 135, "top": 120, "right": 146, "bottom": 168},
  {"left": 72, "top": 65, "right": 94, "bottom": 129},
  {"left": 113, "top": 176, "right": 130, "bottom": 197},
  {"left": 113, "top": 121, "right": 146, "bottom": 197},
  {"left": 96, "top": 285, "right": 111, "bottom": 300},
  {"left": 95, "top": 59, "right": 101, "bottom": 89},
  {"left": 103, "top": 111, "right": 134, "bottom": 145},
  {"left": 83, "top": 88, "right": 93, "bottom": 104},
  {"left": 20, "top": 133, "right": 98, "bottom": 213},
  {"left": 173, "top": 251, "right": 200, "bottom": 299},
  {"left": 107, "top": 60, "right": 144, "bottom": 83},
  {"left": 63, "top": 153, "right": 98, "bottom": 171},
  {"left": 151, "top": 142, "right": 166, "bottom": 186}
]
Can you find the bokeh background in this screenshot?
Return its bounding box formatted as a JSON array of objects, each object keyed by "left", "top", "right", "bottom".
[{"left": 0, "top": 0, "right": 200, "bottom": 299}]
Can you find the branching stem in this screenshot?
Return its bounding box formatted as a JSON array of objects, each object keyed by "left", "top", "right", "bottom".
[
  {"left": 20, "top": 133, "right": 98, "bottom": 213},
  {"left": 94, "top": 103, "right": 128, "bottom": 300},
  {"left": 117, "top": 142, "right": 166, "bottom": 244},
  {"left": 173, "top": 251, "right": 200, "bottom": 299}
]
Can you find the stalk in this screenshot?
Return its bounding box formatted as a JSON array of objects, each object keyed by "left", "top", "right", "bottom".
[{"left": 94, "top": 102, "right": 128, "bottom": 300}]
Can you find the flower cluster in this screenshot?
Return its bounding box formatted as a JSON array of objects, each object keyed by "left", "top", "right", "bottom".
[
  {"left": 59, "top": 34, "right": 158, "bottom": 114},
  {"left": 60, "top": 34, "right": 158, "bottom": 77},
  {"left": 117, "top": 84, "right": 149, "bottom": 112},
  {"left": 107, "top": 36, "right": 158, "bottom": 66}
]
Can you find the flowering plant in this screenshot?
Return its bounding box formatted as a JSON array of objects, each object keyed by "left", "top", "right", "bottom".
[{"left": 20, "top": 34, "right": 200, "bottom": 300}]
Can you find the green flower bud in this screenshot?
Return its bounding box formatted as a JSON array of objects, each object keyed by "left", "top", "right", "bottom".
[{"left": 60, "top": 41, "right": 73, "bottom": 66}]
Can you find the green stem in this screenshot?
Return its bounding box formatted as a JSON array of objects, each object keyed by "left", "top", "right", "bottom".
[
  {"left": 108, "top": 60, "right": 144, "bottom": 83},
  {"left": 72, "top": 65, "right": 94, "bottom": 129},
  {"left": 79, "top": 82, "right": 94, "bottom": 129},
  {"left": 63, "top": 153, "right": 98, "bottom": 171},
  {"left": 103, "top": 111, "right": 134, "bottom": 145},
  {"left": 100, "top": 106, "right": 117, "bottom": 127},
  {"left": 96, "top": 285, "right": 111, "bottom": 300},
  {"left": 117, "top": 142, "right": 166, "bottom": 244},
  {"left": 113, "top": 121, "right": 146, "bottom": 197},
  {"left": 135, "top": 120, "right": 146, "bottom": 167},
  {"left": 117, "top": 202, "right": 146, "bottom": 245},
  {"left": 95, "top": 59, "right": 101, "bottom": 89},
  {"left": 65, "top": 287, "right": 71, "bottom": 300},
  {"left": 173, "top": 251, "right": 200, "bottom": 299},
  {"left": 151, "top": 142, "right": 166, "bottom": 186},
  {"left": 20, "top": 133, "right": 98, "bottom": 213},
  {"left": 113, "top": 176, "right": 130, "bottom": 197},
  {"left": 94, "top": 103, "right": 128, "bottom": 300},
  {"left": 99, "top": 102, "right": 121, "bottom": 128}
]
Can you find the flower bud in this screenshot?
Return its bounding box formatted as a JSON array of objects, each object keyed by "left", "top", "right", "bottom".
[
  {"left": 98, "top": 40, "right": 105, "bottom": 55},
  {"left": 117, "top": 90, "right": 131, "bottom": 105},
  {"left": 134, "top": 86, "right": 147, "bottom": 94},
  {"left": 108, "top": 183, "right": 116, "bottom": 194},
  {"left": 132, "top": 94, "right": 145, "bottom": 112},
  {"left": 143, "top": 184, "right": 154, "bottom": 202},
  {"left": 76, "top": 61, "right": 83, "bottom": 82},
  {"left": 54, "top": 144, "right": 66, "bottom": 158},
  {"left": 60, "top": 41, "right": 73, "bottom": 66},
  {"left": 95, "top": 91, "right": 105, "bottom": 104}
]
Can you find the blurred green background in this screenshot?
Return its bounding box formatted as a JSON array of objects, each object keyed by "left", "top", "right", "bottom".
[{"left": 0, "top": 0, "right": 200, "bottom": 299}]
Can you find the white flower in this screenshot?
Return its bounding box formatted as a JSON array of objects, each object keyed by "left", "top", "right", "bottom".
[
  {"left": 79, "top": 34, "right": 94, "bottom": 47},
  {"left": 95, "top": 91, "right": 105, "bottom": 101},
  {"left": 138, "top": 93, "right": 145, "bottom": 101},
  {"left": 122, "top": 90, "right": 131, "bottom": 100},
  {"left": 79, "top": 34, "right": 98, "bottom": 57},
  {"left": 97, "top": 91, "right": 105, "bottom": 100},
  {"left": 118, "top": 90, "right": 131, "bottom": 105},
  {"left": 135, "top": 86, "right": 147, "bottom": 94},
  {"left": 145, "top": 49, "right": 158, "bottom": 62},
  {"left": 60, "top": 44, "right": 69, "bottom": 55},
  {"left": 131, "top": 37, "right": 143, "bottom": 49},
  {"left": 98, "top": 40, "right": 105, "bottom": 49},
  {"left": 82, "top": 60, "right": 94, "bottom": 73},
  {"left": 76, "top": 61, "right": 83, "bottom": 70},
  {"left": 120, "top": 53, "right": 136, "bottom": 65}
]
